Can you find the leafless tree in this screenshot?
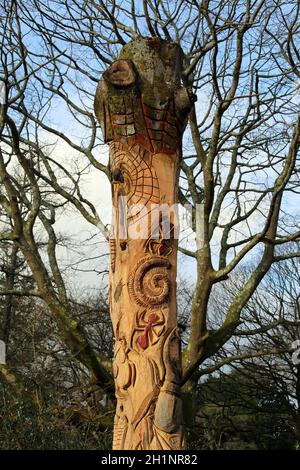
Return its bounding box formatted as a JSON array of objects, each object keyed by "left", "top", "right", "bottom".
[{"left": 190, "top": 255, "right": 300, "bottom": 448}]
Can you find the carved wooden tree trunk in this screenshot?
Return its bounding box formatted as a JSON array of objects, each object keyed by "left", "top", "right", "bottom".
[{"left": 94, "top": 37, "right": 194, "bottom": 450}]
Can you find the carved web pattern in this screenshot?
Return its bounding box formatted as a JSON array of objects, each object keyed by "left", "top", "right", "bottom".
[{"left": 111, "top": 142, "right": 160, "bottom": 210}]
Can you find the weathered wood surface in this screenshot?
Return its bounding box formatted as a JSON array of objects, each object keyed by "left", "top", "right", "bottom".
[{"left": 94, "top": 37, "right": 194, "bottom": 450}]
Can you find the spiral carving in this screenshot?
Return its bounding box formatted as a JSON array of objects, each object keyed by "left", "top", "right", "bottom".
[{"left": 128, "top": 256, "right": 171, "bottom": 307}]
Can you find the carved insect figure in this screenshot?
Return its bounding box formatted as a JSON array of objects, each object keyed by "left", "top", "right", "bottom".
[
  {"left": 137, "top": 313, "right": 158, "bottom": 350},
  {"left": 133, "top": 310, "right": 165, "bottom": 350}
]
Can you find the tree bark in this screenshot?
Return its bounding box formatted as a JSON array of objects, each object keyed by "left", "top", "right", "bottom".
[
  {"left": 1, "top": 244, "right": 18, "bottom": 347},
  {"left": 94, "top": 37, "right": 194, "bottom": 450}
]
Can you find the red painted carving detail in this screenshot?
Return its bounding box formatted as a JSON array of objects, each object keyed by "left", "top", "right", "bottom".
[{"left": 137, "top": 313, "right": 159, "bottom": 350}]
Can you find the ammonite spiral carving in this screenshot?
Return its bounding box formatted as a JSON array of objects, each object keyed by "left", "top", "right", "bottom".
[{"left": 128, "top": 256, "right": 171, "bottom": 308}]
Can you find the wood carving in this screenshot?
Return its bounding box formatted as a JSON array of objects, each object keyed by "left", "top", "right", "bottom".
[
  {"left": 94, "top": 37, "right": 195, "bottom": 450},
  {"left": 128, "top": 256, "right": 171, "bottom": 308}
]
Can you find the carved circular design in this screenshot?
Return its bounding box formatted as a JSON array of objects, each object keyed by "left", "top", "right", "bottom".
[
  {"left": 128, "top": 256, "right": 171, "bottom": 307},
  {"left": 111, "top": 143, "right": 160, "bottom": 215}
]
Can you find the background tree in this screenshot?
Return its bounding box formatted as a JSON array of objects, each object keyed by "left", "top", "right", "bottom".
[
  {"left": 185, "top": 256, "right": 300, "bottom": 449},
  {"left": 0, "top": 240, "right": 114, "bottom": 449}
]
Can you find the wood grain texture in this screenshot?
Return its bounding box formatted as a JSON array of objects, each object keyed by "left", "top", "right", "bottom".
[{"left": 94, "top": 37, "right": 194, "bottom": 450}]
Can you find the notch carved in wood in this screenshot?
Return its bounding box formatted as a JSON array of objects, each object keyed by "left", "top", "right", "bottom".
[{"left": 103, "top": 60, "right": 137, "bottom": 88}]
